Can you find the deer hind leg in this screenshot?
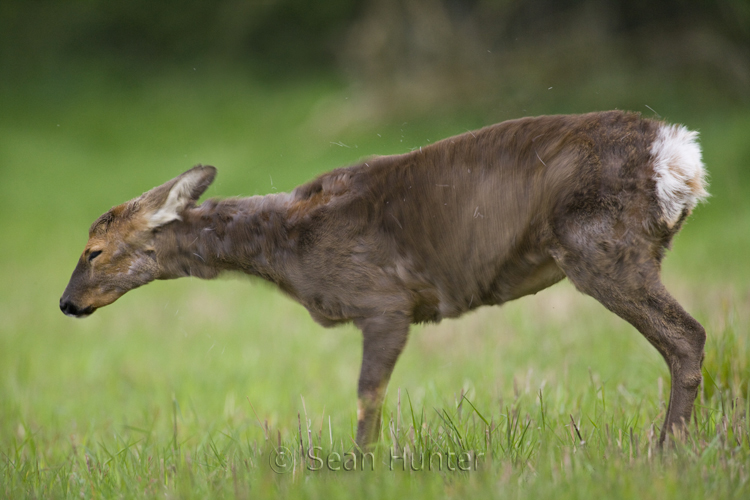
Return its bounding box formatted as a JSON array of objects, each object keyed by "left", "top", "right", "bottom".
[
  {"left": 353, "top": 313, "right": 410, "bottom": 449},
  {"left": 552, "top": 224, "right": 705, "bottom": 445}
]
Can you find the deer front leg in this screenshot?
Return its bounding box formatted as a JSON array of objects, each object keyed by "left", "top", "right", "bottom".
[{"left": 354, "top": 313, "right": 410, "bottom": 449}]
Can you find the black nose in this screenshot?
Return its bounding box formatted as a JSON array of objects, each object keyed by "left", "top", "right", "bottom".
[
  {"left": 60, "top": 298, "right": 94, "bottom": 317},
  {"left": 60, "top": 298, "right": 78, "bottom": 316}
]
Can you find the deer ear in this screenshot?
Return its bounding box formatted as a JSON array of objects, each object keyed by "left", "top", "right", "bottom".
[{"left": 143, "top": 165, "right": 217, "bottom": 228}]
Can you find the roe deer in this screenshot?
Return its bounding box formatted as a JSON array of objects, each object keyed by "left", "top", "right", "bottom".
[{"left": 60, "top": 111, "right": 708, "bottom": 448}]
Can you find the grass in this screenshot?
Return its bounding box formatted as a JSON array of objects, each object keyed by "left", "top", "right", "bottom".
[{"left": 1, "top": 66, "right": 749, "bottom": 498}]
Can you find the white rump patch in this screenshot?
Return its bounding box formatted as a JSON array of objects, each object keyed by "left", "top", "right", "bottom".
[{"left": 650, "top": 124, "right": 709, "bottom": 227}]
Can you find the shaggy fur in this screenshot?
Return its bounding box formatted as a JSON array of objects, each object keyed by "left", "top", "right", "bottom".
[{"left": 61, "top": 111, "right": 708, "bottom": 448}]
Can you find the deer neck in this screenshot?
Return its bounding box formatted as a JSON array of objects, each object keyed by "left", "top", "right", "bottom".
[{"left": 154, "top": 193, "right": 295, "bottom": 283}]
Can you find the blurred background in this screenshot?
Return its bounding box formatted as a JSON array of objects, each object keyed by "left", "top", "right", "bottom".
[
  {"left": 1, "top": 0, "right": 749, "bottom": 466},
  {"left": 4, "top": 0, "right": 750, "bottom": 111}
]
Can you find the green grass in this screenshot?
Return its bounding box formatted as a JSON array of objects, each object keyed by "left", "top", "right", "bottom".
[{"left": 1, "top": 68, "right": 749, "bottom": 498}]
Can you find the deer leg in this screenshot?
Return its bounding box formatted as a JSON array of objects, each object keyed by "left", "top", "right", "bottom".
[
  {"left": 553, "top": 234, "right": 705, "bottom": 445},
  {"left": 589, "top": 285, "right": 704, "bottom": 444},
  {"left": 354, "top": 313, "right": 410, "bottom": 449}
]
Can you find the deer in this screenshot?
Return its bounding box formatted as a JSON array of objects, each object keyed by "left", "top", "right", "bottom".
[{"left": 60, "top": 111, "right": 708, "bottom": 449}]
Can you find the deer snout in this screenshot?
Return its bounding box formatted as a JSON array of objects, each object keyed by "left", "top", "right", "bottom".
[{"left": 59, "top": 297, "right": 96, "bottom": 318}]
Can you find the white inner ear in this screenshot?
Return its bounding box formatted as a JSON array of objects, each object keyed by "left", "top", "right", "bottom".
[{"left": 148, "top": 174, "right": 201, "bottom": 228}]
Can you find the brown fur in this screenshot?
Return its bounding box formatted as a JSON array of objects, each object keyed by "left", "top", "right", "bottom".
[{"left": 60, "top": 111, "right": 707, "bottom": 448}]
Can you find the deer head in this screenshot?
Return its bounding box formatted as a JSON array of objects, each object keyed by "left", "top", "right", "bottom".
[{"left": 59, "top": 165, "right": 216, "bottom": 317}]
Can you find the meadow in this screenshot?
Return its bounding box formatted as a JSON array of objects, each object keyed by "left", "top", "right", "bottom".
[{"left": 1, "top": 67, "right": 749, "bottom": 498}]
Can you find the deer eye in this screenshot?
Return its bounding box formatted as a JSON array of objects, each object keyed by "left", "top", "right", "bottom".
[{"left": 88, "top": 250, "right": 103, "bottom": 262}]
